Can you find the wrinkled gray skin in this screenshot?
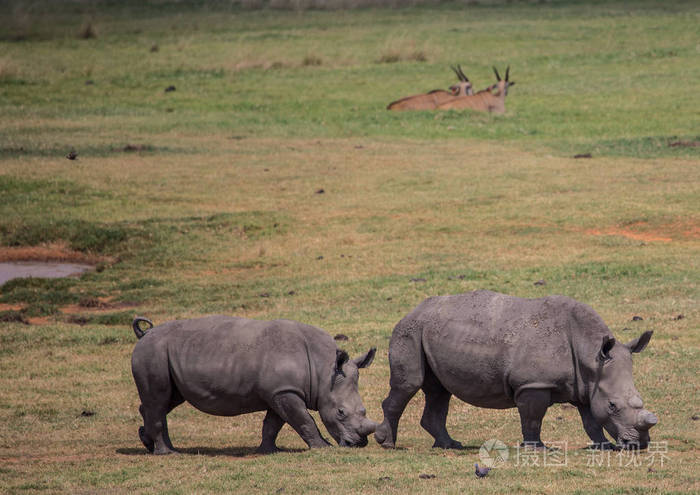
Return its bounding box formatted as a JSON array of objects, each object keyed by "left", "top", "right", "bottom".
[
  {"left": 375, "top": 290, "right": 657, "bottom": 450},
  {"left": 131, "top": 316, "right": 377, "bottom": 455}
]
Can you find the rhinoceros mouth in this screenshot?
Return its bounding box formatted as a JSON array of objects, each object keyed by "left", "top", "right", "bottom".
[
  {"left": 617, "top": 437, "right": 648, "bottom": 450},
  {"left": 339, "top": 436, "right": 369, "bottom": 448}
]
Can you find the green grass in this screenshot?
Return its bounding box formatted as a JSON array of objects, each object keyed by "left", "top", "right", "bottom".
[{"left": 0, "top": 1, "right": 698, "bottom": 493}]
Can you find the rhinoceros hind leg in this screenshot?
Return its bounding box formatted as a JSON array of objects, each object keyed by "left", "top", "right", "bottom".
[
  {"left": 420, "top": 367, "right": 463, "bottom": 449},
  {"left": 257, "top": 409, "right": 285, "bottom": 454},
  {"left": 516, "top": 388, "right": 551, "bottom": 449},
  {"left": 271, "top": 392, "right": 330, "bottom": 449},
  {"left": 576, "top": 404, "right": 616, "bottom": 450}
]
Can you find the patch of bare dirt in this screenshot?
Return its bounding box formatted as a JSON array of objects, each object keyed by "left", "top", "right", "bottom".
[
  {"left": 669, "top": 140, "right": 700, "bottom": 147},
  {"left": 0, "top": 303, "right": 26, "bottom": 311},
  {"left": 584, "top": 220, "right": 700, "bottom": 243},
  {"left": 0, "top": 242, "right": 112, "bottom": 264},
  {"left": 60, "top": 298, "right": 138, "bottom": 315}
]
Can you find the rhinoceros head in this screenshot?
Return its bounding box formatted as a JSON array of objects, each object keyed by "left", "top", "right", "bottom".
[
  {"left": 590, "top": 330, "right": 658, "bottom": 449},
  {"left": 319, "top": 348, "right": 378, "bottom": 447}
]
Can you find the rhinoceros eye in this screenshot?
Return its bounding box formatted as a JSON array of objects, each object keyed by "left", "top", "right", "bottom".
[
  {"left": 337, "top": 408, "right": 346, "bottom": 419},
  {"left": 608, "top": 401, "right": 619, "bottom": 414}
]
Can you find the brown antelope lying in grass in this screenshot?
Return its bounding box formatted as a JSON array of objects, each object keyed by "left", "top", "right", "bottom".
[
  {"left": 436, "top": 66, "right": 515, "bottom": 114},
  {"left": 387, "top": 65, "right": 474, "bottom": 111}
]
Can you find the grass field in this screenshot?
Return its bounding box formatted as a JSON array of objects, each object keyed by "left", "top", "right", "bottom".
[{"left": 0, "top": 0, "right": 698, "bottom": 493}]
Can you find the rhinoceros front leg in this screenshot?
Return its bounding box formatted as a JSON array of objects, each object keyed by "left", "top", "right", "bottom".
[
  {"left": 270, "top": 392, "right": 331, "bottom": 449},
  {"left": 576, "top": 404, "right": 615, "bottom": 450},
  {"left": 515, "top": 388, "right": 551, "bottom": 449},
  {"left": 257, "top": 409, "right": 285, "bottom": 454}
]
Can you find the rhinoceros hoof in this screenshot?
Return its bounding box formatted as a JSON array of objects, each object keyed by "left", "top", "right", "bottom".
[
  {"left": 520, "top": 442, "right": 548, "bottom": 451},
  {"left": 432, "top": 439, "right": 465, "bottom": 450},
  {"left": 374, "top": 427, "right": 395, "bottom": 448},
  {"left": 138, "top": 426, "right": 154, "bottom": 453},
  {"left": 256, "top": 445, "right": 280, "bottom": 455},
  {"left": 589, "top": 442, "right": 618, "bottom": 451}
]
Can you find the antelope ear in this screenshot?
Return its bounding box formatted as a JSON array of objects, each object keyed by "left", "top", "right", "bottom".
[
  {"left": 598, "top": 336, "right": 616, "bottom": 362},
  {"left": 626, "top": 331, "right": 653, "bottom": 353}
]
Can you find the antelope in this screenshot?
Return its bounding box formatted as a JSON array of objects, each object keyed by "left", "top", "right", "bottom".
[
  {"left": 387, "top": 65, "right": 474, "bottom": 111},
  {"left": 436, "top": 66, "right": 515, "bottom": 114}
]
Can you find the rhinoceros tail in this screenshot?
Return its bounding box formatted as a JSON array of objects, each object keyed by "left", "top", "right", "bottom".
[{"left": 132, "top": 316, "right": 154, "bottom": 339}]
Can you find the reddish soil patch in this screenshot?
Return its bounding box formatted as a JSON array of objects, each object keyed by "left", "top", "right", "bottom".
[
  {"left": 60, "top": 298, "right": 138, "bottom": 315},
  {"left": 0, "top": 242, "right": 111, "bottom": 264},
  {"left": 669, "top": 140, "right": 700, "bottom": 147},
  {"left": 585, "top": 220, "right": 699, "bottom": 243},
  {"left": 0, "top": 303, "right": 26, "bottom": 311}
]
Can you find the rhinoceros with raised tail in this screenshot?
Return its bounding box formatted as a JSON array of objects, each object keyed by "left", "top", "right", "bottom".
[
  {"left": 131, "top": 315, "right": 377, "bottom": 454},
  {"left": 374, "top": 290, "right": 657, "bottom": 450}
]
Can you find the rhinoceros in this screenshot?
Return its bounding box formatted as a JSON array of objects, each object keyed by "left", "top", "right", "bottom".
[
  {"left": 374, "top": 290, "right": 657, "bottom": 450},
  {"left": 131, "top": 315, "right": 377, "bottom": 455}
]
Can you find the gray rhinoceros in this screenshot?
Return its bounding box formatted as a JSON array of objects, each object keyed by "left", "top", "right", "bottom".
[
  {"left": 131, "top": 315, "right": 377, "bottom": 454},
  {"left": 374, "top": 290, "right": 658, "bottom": 450}
]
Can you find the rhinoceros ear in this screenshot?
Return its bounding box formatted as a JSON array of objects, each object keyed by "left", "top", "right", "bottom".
[
  {"left": 353, "top": 347, "right": 376, "bottom": 369},
  {"left": 626, "top": 330, "right": 653, "bottom": 353},
  {"left": 598, "top": 335, "right": 616, "bottom": 362},
  {"left": 335, "top": 349, "right": 349, "bottom": 377}
]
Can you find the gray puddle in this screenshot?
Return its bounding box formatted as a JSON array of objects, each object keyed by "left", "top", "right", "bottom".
[{"left": 0, "top": 261, "right": 94, "bottom": 285}]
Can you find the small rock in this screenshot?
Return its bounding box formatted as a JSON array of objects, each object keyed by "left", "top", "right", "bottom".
[
  {"left": 150, "top": 43, "right": 159, "bottom": 52},
  {"left": 66, "top": 150, "right": 78, "bottom": 160},
  {"left": 315, "top": 188, "right": 325, "bottom": 194},
  {"left": 573, "top": 153, "right": 592, "bottom": 159},
  {"left": 534, "top": 279, "right": 546, "bottom": 286},
  {"left": 354, "top": 145, "right": 364, "bottom": 149},
  {"left": 692, "top": 414, "right": 699, "bottom": 421},
  {"left": 410, "top": 277, "right": 426, "bottom": 283},
  {"left": 673, "top": 314, "right": 684, "bottom": 320},
  {"left": 334, "top": 334, "right": 349, "bottom": 341},
  {"left": 672, "top": 336, "right": 679, "bottom": 341},
  {"left": 418, "top": 473, "right": 436, "bottom": 479},
  {"left": 164, "top": 85, "right": 176, "bottom": 92},
  {"left": 80, "top": 410, "right": 95, "bottom": 417},
  {"left": 316, "top": 256, "right": 324, "bottom": 260},
  {"left": 556, "top": 416, "right": 563, "bottom": 421},
  {"left": 632, "top": 316, "right": 643, "bottom": 321},
  {"left": 85, "top": 79, "right": 94, "bottom": 85},
  {"left": 287, "top": 290, "right": 295, "bottom": 296},
  {"left": 259, "top": 293, "right": 270, "bottom": 298},
  {"left": 386, "top": 297, "right": 393, "bottom": 301},
  {"left": 647, "top": 467, "right": 655, "bottom": 473},
  {"left": 378, "top": 476, "right": 391, "bottom": 481}
]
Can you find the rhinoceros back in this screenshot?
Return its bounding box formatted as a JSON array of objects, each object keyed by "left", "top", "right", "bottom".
[
  {"left": 132, "top": 316, "right": 334, "bottom": 416},
  {"left": 401, "top": 290, "right": 601, "bottom": 408}
]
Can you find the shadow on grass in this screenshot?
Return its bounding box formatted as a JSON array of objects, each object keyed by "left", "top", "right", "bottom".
[{"left": 116, "top": 446, "right": 305, "bottom": 457}]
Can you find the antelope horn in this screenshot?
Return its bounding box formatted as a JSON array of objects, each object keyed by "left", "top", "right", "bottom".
[
  {"left": 457, "top": 64, "right": 469, "bottom": 82},
  {"left": 450, "top": 65, "right": 464, "bottom": 81},
  {"left": 493, "top": 66, "right": 501, "bottom": 81},
  {"left": 505, "top": 65, "right": 510, "bottom": 82}
]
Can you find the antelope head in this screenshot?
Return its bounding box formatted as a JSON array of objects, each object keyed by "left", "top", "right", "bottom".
[
  {"left": 491, "top": 66, "right": 516, "bottom": 96},
  {"left": 449, "top": 65, "right": 474, "bottom": 96}
]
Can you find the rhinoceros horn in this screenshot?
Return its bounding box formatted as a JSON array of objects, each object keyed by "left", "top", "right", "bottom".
[{"left": 636, "top": 410, "right": 658, "bottom": 431}]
